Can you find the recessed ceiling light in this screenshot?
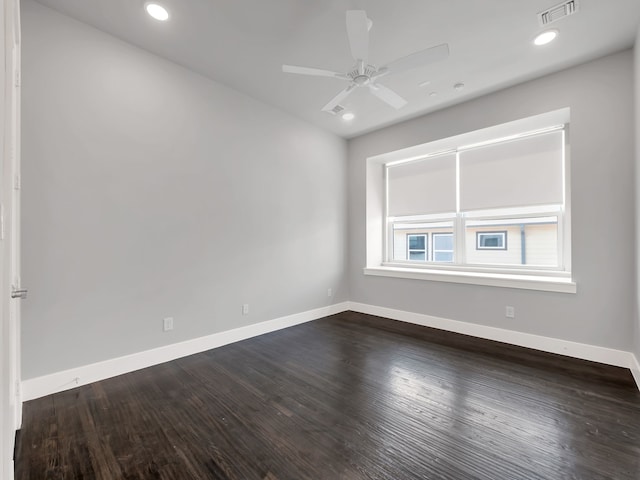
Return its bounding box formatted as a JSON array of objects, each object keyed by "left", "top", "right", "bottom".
[
  {"left": 342, "top": 112, "right": 355, "bottom": 121},
  {"left": 145, "top": 2, "right": 169, "bottom": 21},
  {"left": 454, "top": 82, "right": 465, "bottom": 91},
  {"left": 534, "top": 30, "right": 558, "bottom": 46}
]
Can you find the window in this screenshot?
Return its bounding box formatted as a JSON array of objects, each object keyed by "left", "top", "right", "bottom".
[
  {"left": 386, "top": 127, "right": 565, "bottom": 271},
  {"left": 365, "top": 109, "right": 575, "bottom": 292},
  {"left": 477, "top": 232, "right": 506, "bottom": 250},
  {"left": 433, "top": 233, "right": 454, "bottom": 262},
  {"left": 407, "top": 234, "right": 426, "bottom": 261},
  {"left": 402, "top": 232, "right": 453, "bottom": 262}
]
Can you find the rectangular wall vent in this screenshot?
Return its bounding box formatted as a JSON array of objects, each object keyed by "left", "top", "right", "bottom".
[
  {"left": 329, "top": 104, "right": 345, "bottom": 115},
  {"left": 538, "top": 1, "right": 578, "bottom": 26}
]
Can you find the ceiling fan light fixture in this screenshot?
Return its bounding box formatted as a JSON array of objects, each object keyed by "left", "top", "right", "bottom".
[
  {"left": 342, "top": 112, "right": 355, "bottom": 121},
  {"left": 145, "top": 2, "right": 169, "bottom": 21},
  {"left": 534, "top": 29, "right": 558, "bottom": 46}
]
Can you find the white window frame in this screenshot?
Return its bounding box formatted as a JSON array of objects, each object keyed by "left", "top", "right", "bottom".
[{"left": 365, "top": 108, "right": 575, "bottom": 293}]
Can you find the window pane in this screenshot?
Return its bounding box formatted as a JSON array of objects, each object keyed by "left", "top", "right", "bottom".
[
  {"left": 433, "top": 233, "right": 454, "bottom": 263},
  {"left": 408, "top": 235, "right": 425, "bottom": 250},
  {"left": 434, "top": 234, "right": 453, "bottom": 250},
  {"left": 483, "top": 236, "right": 500, "bottom": 247},
  {"left": 434, "top": 252, "right": 453, "bottom": 262},
  {"left": 409, "top": 251, "right": 426, "bottom": 261}
]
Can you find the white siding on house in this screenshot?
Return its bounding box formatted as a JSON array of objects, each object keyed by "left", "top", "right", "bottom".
[
  {"left": 465, "top": 224, "right": 557, "bottom": 267},
  {"left": 465, "top": 226, "right": 522, "bottom": 265},
  {"left": 525, "top": 224, "right": 558, "bottom": 266}
]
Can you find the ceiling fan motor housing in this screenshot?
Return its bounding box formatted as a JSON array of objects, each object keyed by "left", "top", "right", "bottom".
[{"left": 348, "top": 65, "right": 378, "bottom": 86}]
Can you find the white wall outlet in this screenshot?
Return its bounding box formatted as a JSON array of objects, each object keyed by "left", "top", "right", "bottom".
[
  {"left": 163, "top": 317, "right": 174, "bottom": 331},
  {"left": 242, "top": 304, "right": 249, "bottom": 315},
  {"left": 505, "top": 306, "right": 515, "bottom": 319},
  {"left": 327, "top": 288, "right": 332, "bottom": 297}
]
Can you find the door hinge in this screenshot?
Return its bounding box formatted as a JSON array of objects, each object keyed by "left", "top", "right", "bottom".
[
  {"left": 14, "top": 174, "right": 20, "bottom": 190},
  {"left": 11, "top": 287, "right": 27, "bottom": 299}
]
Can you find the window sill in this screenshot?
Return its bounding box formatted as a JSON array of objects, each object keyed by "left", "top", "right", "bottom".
[{"left": 363, "top": 266, "right": 576, "bottom": 293}]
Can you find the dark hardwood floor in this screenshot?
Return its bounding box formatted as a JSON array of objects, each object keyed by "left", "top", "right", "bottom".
[{"left": 14, "top": 311, "right": 640, "bottom": 479}]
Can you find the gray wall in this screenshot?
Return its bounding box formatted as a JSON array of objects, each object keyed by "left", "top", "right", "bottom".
[
  {"left": 348, "top": 50, "right": 636, "bottom": 351},
  {"left": 21, "top": 0, "right": 348, "bottom": 379},
  {"left": 635, "top": 29, "right": 640, "bottom": 362}
]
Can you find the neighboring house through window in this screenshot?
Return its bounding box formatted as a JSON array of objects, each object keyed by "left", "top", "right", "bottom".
[{"left": 405, "top": 232, "right": 453, "bottom": 262}]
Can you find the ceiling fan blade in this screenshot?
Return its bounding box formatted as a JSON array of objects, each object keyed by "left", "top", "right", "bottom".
[
  {"left": 321, "top": 85, "right": 356, "bottom": 112},
  {"left": 346, "top": 10, "right": 369, "bottom": 63},
  {"left": 282, "top": 64, "right": 346, "bottom": 79},
  {"left": 381, "top": 43, "right": 449, "bottom": 75},
  {"left": 369, "top": 83, "right": 407, "bottom": 109}
]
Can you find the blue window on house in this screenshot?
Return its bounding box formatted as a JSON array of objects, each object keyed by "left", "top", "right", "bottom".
[
  {"left": 477, "top": 231, "right": 507, "bottom": 250},
  {"left": 407, "top": 234, "right": 427, "bottom": 261},
  {"left": 433, "top": 233, "right": 454, "bottom": 262}
]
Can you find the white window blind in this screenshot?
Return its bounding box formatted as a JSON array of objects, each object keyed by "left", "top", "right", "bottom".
[
  {"left": 459, "top": 130, "right": 564, "bottom": 212},
  {"left": 387, "top": 153, "right": 456, "bottom": 217}
]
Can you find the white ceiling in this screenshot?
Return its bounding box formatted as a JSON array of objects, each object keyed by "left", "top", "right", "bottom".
[{"left": 33, "top": 0, "right": 640, "bottom": 138}]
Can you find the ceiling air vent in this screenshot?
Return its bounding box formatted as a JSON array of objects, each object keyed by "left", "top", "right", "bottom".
[
  {"left": 538, "top": 0, "right": 578, "bottom": 26},
  {"left": 329, "top": 104, "right": 345, "bottom": 115}
]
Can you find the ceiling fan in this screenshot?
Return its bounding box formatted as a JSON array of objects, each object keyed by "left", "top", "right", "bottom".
[{"left": 282, "top": 10, "right": 449, "bottom": 114}]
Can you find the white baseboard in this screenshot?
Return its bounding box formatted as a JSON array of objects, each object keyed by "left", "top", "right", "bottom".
[
  {"left": 347, "top": 302, "right": 638, "bottom": 373},
  {"left": 22, "top": 302, "right": 350, "bottom": 401},
  {"left": 22, "top": 301, "right": 640, "bottom": 400}
]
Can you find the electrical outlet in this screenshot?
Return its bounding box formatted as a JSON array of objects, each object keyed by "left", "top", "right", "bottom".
[
  {"left": 242, "top": 304, "right": 249, "bottom": 315},
  {"left": 327, "top": 288, "right": 332, "bottom": 297},
  {"left": 505, "top": 306, "right": 515, "bottom": 319},
  {"left": 163, "top": 317, "right": 174, "bottom": 331}
]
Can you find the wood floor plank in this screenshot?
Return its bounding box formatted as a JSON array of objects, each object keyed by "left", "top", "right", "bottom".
[{"left": 14, "top": 311, "right": 640, "bottom": 479}]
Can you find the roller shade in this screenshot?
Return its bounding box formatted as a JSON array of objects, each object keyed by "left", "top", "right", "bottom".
[
  {"left": 459, "top": 130, "right": 564, "bottom": 212},
  {"left": 387, "top": 153, "right": 456, "bottom": 217}
]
